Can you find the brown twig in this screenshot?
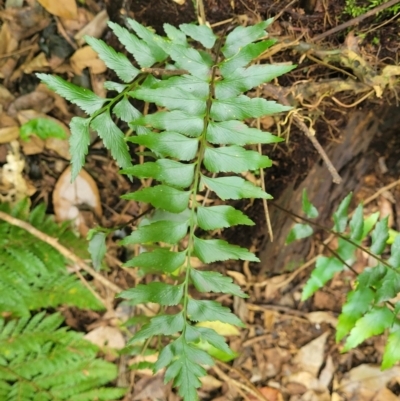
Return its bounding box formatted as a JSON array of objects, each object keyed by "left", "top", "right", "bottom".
[
  {"left": 0, "top": 211, "right": 123, "bottom": 295},
  {"left": 263, "top": 84, "right": 342, "bottom": 184},
  {"left": 311, "top": 0, "right": 400, "bottom": 42}
]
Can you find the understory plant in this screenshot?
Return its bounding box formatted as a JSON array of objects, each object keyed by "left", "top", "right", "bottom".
[
  {"left": 0, "top": 201, "right": 126, "bottom": 400},
  {"left": 289, "top": 191, "right": 400, "bottom": 369},
  {"left": 38, "top": 18, "right": 293, "bottom": 399}
]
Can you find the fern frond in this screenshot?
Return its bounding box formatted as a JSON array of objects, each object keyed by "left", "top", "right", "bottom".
[
  {"left": 0, "top": 312, "right": 126, "bottom": 401},
  {"left": 0, "top": 201, "right": 103, "bottom": 316}
]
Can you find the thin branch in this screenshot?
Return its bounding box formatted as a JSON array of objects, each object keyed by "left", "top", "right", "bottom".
[
  {"left": 311, "top": 0, "right": 400, "bottom": 42},
  {"left": 0, "top": 211, "right": 123, "bottom": 295}
]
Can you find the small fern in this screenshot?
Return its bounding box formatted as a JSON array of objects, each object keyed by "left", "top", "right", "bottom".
[
  {"left": 0, "top": 200, "right": 103, "bottom": 317},
  {"left": 289, "top": 191, "right": 400, "bottom": 369},
  {"left": 38, "top": 18, "right": 294, "bottom": 399},
  {"left": 0, "top": 311, "right": 126, "bottom": 401}
]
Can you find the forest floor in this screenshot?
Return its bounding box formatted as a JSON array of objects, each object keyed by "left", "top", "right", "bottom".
[{"left": 1, "top": 0, "right": 400, "bottom": 400}]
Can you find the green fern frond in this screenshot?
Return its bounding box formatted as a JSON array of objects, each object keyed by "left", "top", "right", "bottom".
[
  {"left": 0, "top": 201, "right": 103, "bottom": 316},
  {"left": 0, "top": 312, "right": 126, "bottom": 401}
]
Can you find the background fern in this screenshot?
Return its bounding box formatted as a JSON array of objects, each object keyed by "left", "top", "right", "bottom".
[
  {"left": 0, "top": 312, "right": 126, "bottom": 401},
  {"left": 0, "top": 199, "right": 103, "bottom": 317}
]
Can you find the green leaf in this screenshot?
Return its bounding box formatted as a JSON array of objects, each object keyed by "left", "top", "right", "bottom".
[
  {"left": 196, "top": 205, "right": 254, "bottom": 230},
  {"left": 169, "top": 44, "right": 211, "bottom": 79},
  {"left": 333, "top": 193, "right": 352, "bottom": 232},
  {"left": 207, "top": 120, "right": 283, "bottom": 145},
  {"left": 336, "top": 287, "right": 375, "bottom": 341},
  {"left": 121, "top": 220, "right": 188, "bottom": 245},
  {"left": 203, "top": 146, "right": 271, "bottom": 173},
  {"left": 216, "top": 64, "right": 294, "bottom": 99},
  {"left": 69, "top": 117, "right": 90, "bottom": 181},
  {"left": 286, "top": 223, "right": 313, "bottom": 245},
  {"left": 20, "top": 118, "right": 67, "bottom": 141},
  {"left": 130, "top": 313, "right": 185, "bottom": 343},
  {"left": 211, "top": 95, "right": 291, "bottom": 121},
  {"left": 122, "top": 185, "right": 190, "bottom": 213},
  {"left": 375, "top": 269, "right": 400, "bottom": 303},
  {"left": 302, "top": 256, "right": 344, "bottom": 300},
  {"left": 138, "top": 111, "right": 204, "bottom": 137},
  {"left": 343, "top": 306, "right": 394, "bottom": 351},
  {"left": 88, "top": 231, "right": 107, "bottom": 271},
  {"left": 37, "top": 73, "right": 105, "bottom": 115},
  {"left": 163, "top": 23, "right": 187, "bottom": 45},
  {"left": 84, "top": 36, "right": 139, "bottom": 83},
  {"left": 163, "top": 336, "right": 211, "bottom": 401},
  {"left": 113, "top": 97, "right": 141, "bottom": 123},
  {"left": 201, "top": 175, "right": 272, "bottom": 200},
  {"left": 156, "top": 75, "right": 209, "bottom": 97},
  {"left": 133, "top": 86, "right": 206, "bottom": 115},
  {"left": 382, "top": 322, "right": 400, "bottom": 370},
  {"left": 190, "top": 269, "right": 247, "bottom": 298},
  {"left": 388, "top": 235, "right": 400, "bottom": 268},
  {"left": 103, "top": 81, "right": 127, "bottom": 92},
  {"left": 222, "top": 20, "right": 270, "bottom": 58},
  {"left": 358, "top": 264, "right": 387, "bottom": 287},
  {"left": 362, "top": 212, "right": 380, "bottom": 238},
  {"left": 220, "top": 40, "right": 275, "bottom": 76},
  {"left": 179, "top": 23, "right": 217, "bottom": 48},
  {"left": 188, "top": 299, "right": 245, "bottom": 327},
  {"left": 119, "top": 282, "right": 184, "bottom": 306},
  {"left": 127, "top": 132, "right": 199, "bottom": 161},
  {"left": 370, "top": 217, "right": 389, "bottom": 255},
  {"left": 301, "top": 189, "right": 319, "bottom": 219},
  {"left": 185, "top": 325, "right": 236, "bottom": 360},
  {"left": 124, "top": 249, "right": 186, "bottom": 273},
  {"left": 108, "top": 22, "right": 160, "bottom": 67},
  {"left": 127, "top": 18, "right": 168, "bottom": 61},
  {"left": 90, "top": 111, "right": 132, "bottom": 170},
  {"left": 122, "top": 160, "right": 194, "bottom": 188},
  {"left": 193, "top": 237, "right": 259, "bottom": 263},
  {"left": 349, "top": 204, "right": 364, "bottom": 241}
]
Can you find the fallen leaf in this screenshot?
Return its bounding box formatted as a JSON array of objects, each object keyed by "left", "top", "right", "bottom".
[
  {"left": 293, "top": 331, "right": 329, "bottom": 376},
  {"left": 53, "top": 166, "right": 102, "bottom": 236},
  {"left": 306, "top": 311, "right": 338, "bottom": 327},
  {"left": 0, "top": 126, "right": 19, "bottom": 144},
  {"left": 84, "top": 326, "right": 125, "bottom": 350},
  {"left": 74, "top": 9, "right": 109, "bottom": 45},
  {"left": 70, "top": 46, "right": 106, "bottom": 75},
  {"left": 37, "top": 0, "right": 77, "bottom": 19},
  {"left": 200, "top": 375, "right": 222, "bottom": 393},
  {"left": 248, "top": 386, "right": 283, "bottom": 401},
  {"left": 339, "top": 364, "right": 400, "bottom": 400},
  {"left": 133, "top": 374, "right": 168, "bottom": 400},
  {"left": 372, "top": 387, "right": 398, "bottom": 401},
  {"left": 196, "top": 321, "right": 240, "bottom": 336}
]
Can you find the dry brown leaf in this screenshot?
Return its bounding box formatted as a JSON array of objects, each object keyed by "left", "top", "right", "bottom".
[
  {"left": 74, "top": 9, "right": 108, "bottom": 45},
  {"left": 133, "top": 374, "right": 168, "bottom": 400},
  {"left": 293, "top": 331, "right": 329, "bottom": 376},
  {"left": 339, "top": 364, "right": 400, "bottom": 400},
  {"left": 200, "top": 375, "right": 222, "bottom": 393},
  {"left": 60, "top": 7, "right": 94, "bottom": 35},
  {"left": 22, "top": 52, "right": 49, "bottom": 74},
  {"left": 37, "top": 0, "right": 77, "bottom": 19},
  {"left": 372, "top": 387, "right": 398, "bottom": 401},
  {"left": 0, "top": 126, "right": 19, "bottom": 144},
  {"left": 248, "top": 386, "right": 283, "bottom": 401},
  {"left": 84, "top": 326, "right": 125, "bottom": 350},
  {"left": 226, "top": 270, "right": 247, "bottom": 286},
  {"left": 8, "top": 91, "right": 54, "bottom": 118},
  {"left": 0, "top": 22, "right": 18, "bottom": 56},
  {"left": 306, "top": 311, "right": 338, "bottom": 328},
  {"left": 53, "top": 166, "right": 102, "bottom": 236},
  {"left": 20, "top": 135, "right": 44, "bottom": 155},
  {"left": 70, "top": 46, "right": 106, "bottom": 75}
]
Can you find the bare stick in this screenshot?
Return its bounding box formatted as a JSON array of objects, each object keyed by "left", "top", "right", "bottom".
[{"left": 312, "top": 0, "right": 400, "bottom": 42}]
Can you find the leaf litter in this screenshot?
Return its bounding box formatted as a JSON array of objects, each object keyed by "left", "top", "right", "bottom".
[{"left": 0, "top": 0, "right": 400, "bottom": 400}]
